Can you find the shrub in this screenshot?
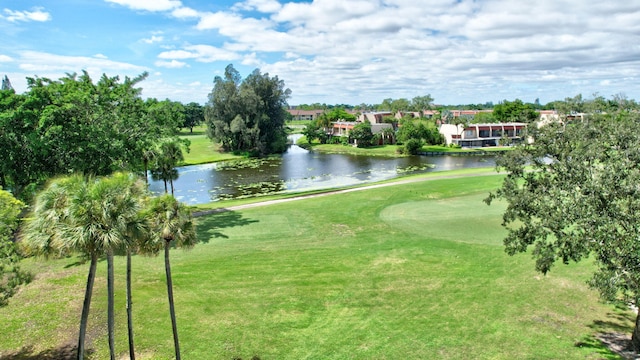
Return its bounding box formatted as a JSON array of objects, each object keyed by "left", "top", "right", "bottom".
[{"left": 404, "top": 138, "right": 424, "bottom": 155}]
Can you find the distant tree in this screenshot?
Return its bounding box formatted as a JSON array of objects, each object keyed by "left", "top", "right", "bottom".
[
  {"left": 377, "top": 98, "right": 393, "bottom": 111},
  {"left": 205, "top": 64, "right": 291, "bottom": 155},
  {"left": 380, "top": 127, "right": 396, "bottom": 145},
  {"left": 471, "top": 112, "right": 495, "bottom": 124},
  {"left": 151, "top": 139, "right": 188, "bottom": 195},
  {"left": 411, "top": 95, "right": 434, "bottom": 112},
  {"left": 493, "top": 99, "right": 539, "bottom": 123},
  {"left": 485, "top": 111, "right": 640, "bottom": 351},
  {"left": 324, "top": 108, "right": 356, "bottom": 122},
  {"left": 390, "top": 98, "right": 410, "bottom": 113},
  {"left": 396, "top": 120, "right": 421, "bottom": 144},
  {"left": 182, "top": 102, "right": 204, "bottom": 133},
  {"left": 403, "top": 138, "right": 424, "bottom": 155},
  {"left": 302, "top": 122, "right": 328, "bottom": 144},
  {"left": 349, "top": 122, "right": 374, "bottom": 148},
  {"left": 146, "top": 99, "right": 184, "bottom": 134}
]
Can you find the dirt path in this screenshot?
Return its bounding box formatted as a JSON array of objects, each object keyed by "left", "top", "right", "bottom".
[{"left": 193, "top": 170, "right": 500, "bottom": 217}]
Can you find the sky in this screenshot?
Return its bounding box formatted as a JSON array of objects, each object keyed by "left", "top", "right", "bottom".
[{"left": 1, "top": 0, "right": 639, "bottom": 106}]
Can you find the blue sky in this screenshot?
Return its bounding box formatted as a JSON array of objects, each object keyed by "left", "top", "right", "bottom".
[{"left": 1, "top": 0, "right": 639, "bottom": 106}]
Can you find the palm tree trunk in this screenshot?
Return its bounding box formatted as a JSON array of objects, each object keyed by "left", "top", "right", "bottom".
[
  {"left": 143, "top": 159, "right": 149, "bottom": 184},
  {"left": 107, "top": 251, "right": 116, "bottom": 360},
  {"left": 163, "top": 180, "right": 168, "bottom": 194},
  {"left": 165, "top": 241, "right": 181, "bottom": 360},
  {"left": 77, "top": 254, "right": 98, "bottom": 360},
  {"left": 127, "top": 251, "right": 136, "bottom": 360},
  {"left": 170, "top": 179, "right": 175, "bottom": 196}
]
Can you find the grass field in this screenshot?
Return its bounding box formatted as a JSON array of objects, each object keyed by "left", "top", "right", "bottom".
[
  {"left": 179, "top": 126, "right": 242, "bottom": 165},
  {"left": 1, "top": 174, "right": 632, "bottom": 359}
]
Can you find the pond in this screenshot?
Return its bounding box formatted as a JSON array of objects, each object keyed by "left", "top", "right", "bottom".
[{"left": 148, "top": 138, "right": 497, "bottom": 205}]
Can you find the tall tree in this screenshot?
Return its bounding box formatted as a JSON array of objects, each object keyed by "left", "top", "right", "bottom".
[
  {"left": 349, "top": 121, "right": 374, "bottom": 148},
  {"left": 105, "top": 172, "right": 150, "bottom": 360},
  {"left": 150, "top": 139, "right": 188, "bottom": 195},
  {"left": 485, "top": 111, "right": 640, "bottom": 350},
  {"left": 145, "top": 195, "right": 197, "bottom": 360},
  {"left": 23, "top": 172, "right": 149, "bottom": 360},
  {"left": 23, "top": 175, "right": 95, "bottom": 360},
  {"left": 182, "top": 102, "right": 204, "bottom": 133},
  {"left": 205, "top": 64, "right": 291, "bottom": 155},
  {"left": 411, "top": 95, "right": 434, "bottom": 112},
  {"left": 493, "top": 99, "right": 539, "bottom": 123}
]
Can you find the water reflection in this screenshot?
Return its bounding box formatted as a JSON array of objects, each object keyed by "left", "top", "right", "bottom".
[{"left": 148, "top": 141, "right": 496, "bottom": 205}]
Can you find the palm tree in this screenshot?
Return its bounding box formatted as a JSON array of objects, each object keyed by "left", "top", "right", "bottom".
[
  {"left": 24, "top": 175, "right": 98, "bottom": 360},
  {"left": 151, "top": 139, "right": 185, "bottom": 195},
  {"left": 144, "top": 194, "right": 197, "bottom": 360},
  {"left": 23, "top": 172, "right": 149, "bottom": 360},
  {"left": 141, "top": 147, "right": 158, "bottom": 184},
  {"left": 102, "top": 172, "right": 150, "bottom": 360}
]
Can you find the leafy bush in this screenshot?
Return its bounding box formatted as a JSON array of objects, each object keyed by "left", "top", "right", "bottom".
[{"left": 403, "top": 138, "right": 424, "bottom": 155}]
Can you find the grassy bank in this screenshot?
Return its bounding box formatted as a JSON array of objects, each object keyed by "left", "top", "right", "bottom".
[
  {"left": 1, "top": 174, "right": 631, "bottom": 359},
  {"left": 179, "top": 126, "right": 242, "bottom": 165},
  {"left": 297, "top": 136, "right": 512, "bottom": 157}
]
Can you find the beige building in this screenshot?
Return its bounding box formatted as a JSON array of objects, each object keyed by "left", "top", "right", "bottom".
[{"left": 439, "top": 122, "right": 527, "bottom": 147}]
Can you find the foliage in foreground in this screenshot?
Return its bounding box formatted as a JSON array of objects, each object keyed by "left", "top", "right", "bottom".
[
  {"left": 22, "top": 173, "right": 197, "bottom": 360},
  {"left": 0, "top": 188, "right": 30, "bottom": 306},
  {"left": 0, "top": 72, "right": 182, "bottom": 200},
  {"left": 486, "top": 110, "right": 640, "bottom": 350}
]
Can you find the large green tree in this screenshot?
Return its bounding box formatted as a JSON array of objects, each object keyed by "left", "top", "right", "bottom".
[
  {"left": 492, "top": 99, "right": 539, "bottom": 123},
  {"left": 182, "top": 102, "right": 204, "bottom": 133},
  {"left": 349, "top": 121, "right": 374, "bottom": 148},
  {"left": 0, "top": 71, "right": 178, "bottom": 199},
  {"left": 410, "top": 95, "right": 434, "bottom": 112},
  {"left": 485, "top": 111, "right": 640, "bottom": 350},
  {"left": 145, "top": 194, "right": 197, "bottom": 360},
  {"left": 205, "top": 64, "right": 291, "bottom": 155}
]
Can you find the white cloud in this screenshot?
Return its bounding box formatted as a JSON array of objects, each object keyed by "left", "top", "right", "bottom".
[
  {"left": 155, "top": 60, "right": 188, "bottom": 68},
  {"left": 18, "top": 51, "right": 147, "bottom": 76},
  {"left": 158, "top": 45, "right": 240, "bottom": 63},
  {"left": 241, "top": 52, "right": 262, "bottom": 67},
  {"left": 171, "top": 6, "right": 199, "bottom": 19},
  {"left": 0, "top": 54, "right": 13, "bottom": 62},
  {"left": 232, "top": 0, "right": 282, "bottom": 13},
  {"left": 93, "top": 54, "right": 108, "bottom": 59},
  {"left": 104, "top": 0, "right": 181, "bottom": 12},
  {"left": 2, "top": 7, "right": 51, "bottom": 22},
  {"left": 142, "top": 35, "right": 164, "bottom": 44}
]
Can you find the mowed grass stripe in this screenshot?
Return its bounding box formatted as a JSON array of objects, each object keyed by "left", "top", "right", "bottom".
[{"left": 1, "top": 174, "right": 631, "bottom": 359}]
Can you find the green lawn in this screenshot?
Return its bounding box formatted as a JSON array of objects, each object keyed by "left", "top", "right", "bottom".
[
  {"left": 179, "top": 126, "right": 242, "bottom": 165},
  {"left": 299, "top": 137, "right": 512, "bottom": 157},
  {"left": 1, "top": 174, "right": 631, "bottom": 359}
]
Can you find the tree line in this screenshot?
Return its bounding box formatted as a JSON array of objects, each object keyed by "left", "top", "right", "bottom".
[
  {"left": 0, "top": 71, "right": 205, "bottom": 201},
  {"left": 293, "top": 92, "right": 639, "bottom": 115}
]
